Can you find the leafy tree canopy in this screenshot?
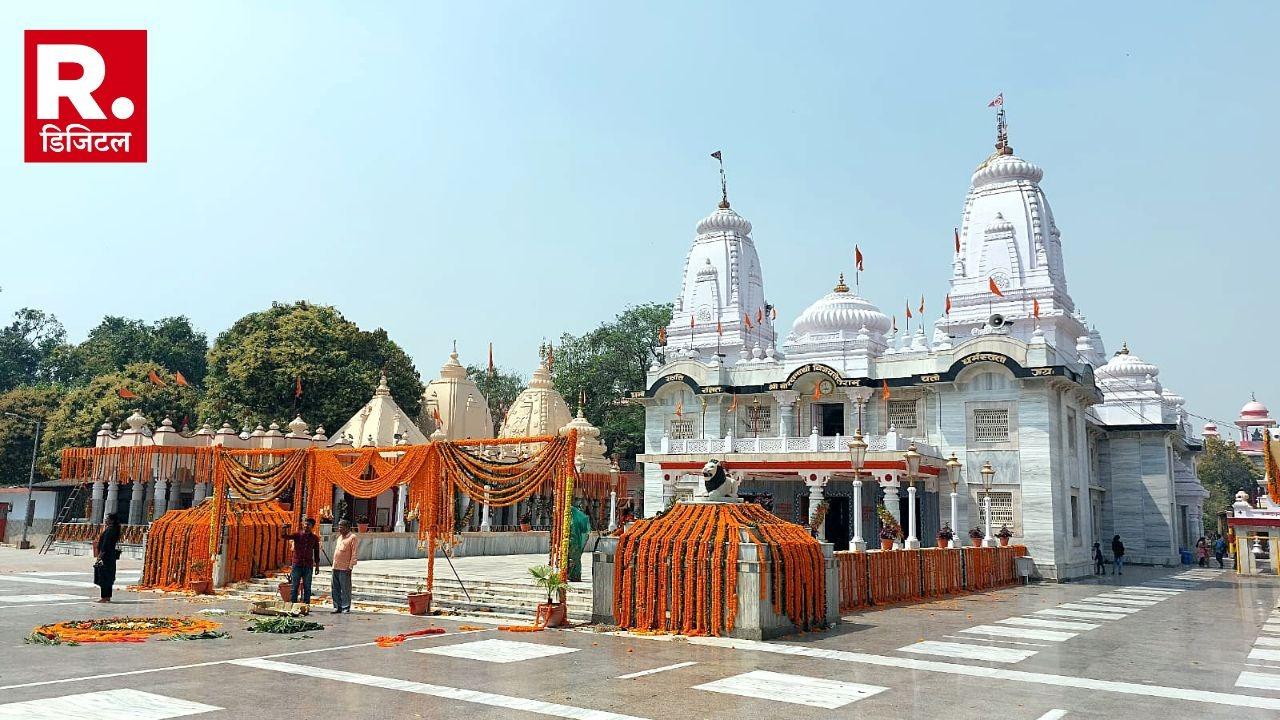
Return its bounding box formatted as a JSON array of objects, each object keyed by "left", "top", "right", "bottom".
[
  {"left": 0, "top": 384, "right": 65, "bottom": 484},
  {"left": 553, "top": 303, "right": 671, "bottom": 469},
  {"left": 0, "top": 308, "right": 68, "bottom": 392},
  {"left": 1199, "top": 435, "right": 1263, "bottom": 532},
  {"left": 59, "top": 315, "right": 208, "bottom": 386},
  {"left": 465, "top": 364, "right": 526, "bottom": 433},
  {"left": 200, "top": 301, "right": 423, "bottom": 433}
]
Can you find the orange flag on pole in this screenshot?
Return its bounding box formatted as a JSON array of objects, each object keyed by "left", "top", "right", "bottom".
[
  {"left": 1033, "top": 298, "right": 1041, "bottom": 318},
  {"left": 945, "top": 294, "right": 952, "bottom": 315},
  {"left": 147, "top": 369, "right": 166, "bottom": 387},
  {"left": 756, "top": 308, "right": 763, "bottom": 323},
  {"left": 855, "top": 245, "right": 864, "bottom": 271},
  {"left": 117, "top": 387, "right": 137, "bottom": 400},
  {"left": 743, "top": 313, "right": 753, "bottom": 329},
  {"left": 813, "top": 383, "right": 823, "bottom": 401},
  {"left": 728, "top": 395, "right": 738, "bottom": 412},
  {"left": 954, "top": 228, "right": 961, "bottom": 254},
  {"left": 919, "top": 295, "right": 926, "bottom": 315},
  {"left": 988, "top": 277, "right": 1004, "bottom": 297},
  {"left": 174, "top": 370, "right": 190, "bottom": 387},
  {"left": 716, "top": 320, "right": 723, "bottom": 335},
  {"left": 905, "top": 302, "right": 913, "bottom": 320},
  {"left": 675, "top": 402, "right": 684, "bottom": 418},
  {"left": 881, "top": 379, "right": 890, "bottom": 401},
  {"left": 295, "top": 376, "right": 303, "bottom": 399},
  {"left": 658, "top": 327, "right": 666, "bottom": 345}
]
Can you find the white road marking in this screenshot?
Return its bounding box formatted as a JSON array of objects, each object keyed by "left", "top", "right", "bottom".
[
  {"left": 1114, "top": 588, "right": 1181, "bottom": 595},
  {"left": 997, "top": 617, "right": 1098, "bottom": 631},
  {"left": 231, "top": 658, "right": 648, "bottom": 720},
  {"left": 898, "top": 640, "right": 1037, "bottom": 663},
  {"left": 1254, "top": 636, "right": 1280, "bottom": 648},
  {"left": 1035, "top": 710, "right": 1068, "bottom": 720},
  {"left": 693, "top": 670, "right": 886, "bottom": 709},
  {"left": 16, "top": 571, "right": 88, "bottom": 576},
  {"left": 615, "top": 661, "right": 698, "bottom": 679},
  {"left": 0, "top": 576, "right": 128, "bottom": 590},
  {"left": 1033, "top": 608, "right": 1126, "bottom": 621},
  {"left": 416, "top": 638, "right": 577, "bottom": 664},
  {"left": 0, "top": 600, "right": 94, "bottom": 610},
  {"left": 692, "top": 637, "right": 1280, "bottom": 710},
  {"left": 1058, "top": 602, "right": 1138, "bottom": 614},
  {"left": 1090, "top": 595, "right": 1160, "bottom": 606},
  {"left": 0, "top": 593, "right": 86, "bottom": 603},
  {"left": 942, "top": 635, "right": 1049, "bottom": 648},
  {"left": 960, "top": 624, "right": 1077, "bottom": 642},
  {"left": 0, "top": 688, "right": 220, "bottom": 720},
  {"left": 1248, "top": 648, "right": 1280, "bottom": 662}
]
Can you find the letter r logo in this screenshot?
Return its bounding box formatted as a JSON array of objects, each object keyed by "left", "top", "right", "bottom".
[{"left": 36, "top": 44, "right": 108, "bottom": 120}]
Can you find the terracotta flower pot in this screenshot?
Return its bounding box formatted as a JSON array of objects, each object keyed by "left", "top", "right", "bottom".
[
  {"left": 188, "top": 579, "right": 212, "bottom": 595},
  {"left": 358, "top": 523, "right": 370, "bottom": 533},
  {"left": 880, "top": 538, "right": 895, "bottom": 551},
  {"left": 537, "top": 602, "right": 568, "bottom": 628},
  {"left": 277, "top": 581, "right": 293, "bottom": 602},
  {"left": 407, "top": 591, "right": 432, "bottom": 616},
  {"left": 937, "top": 536, "right": 953, "bottom": 547},
  {"left": 998, "top": 536, "right": 1011, "bottom": 547},
  {"left": 519, "top": 523, "right": 531, "bottom": 532},
  {"left": 971, "top": 537, "right": 983, "bottom": 547}
]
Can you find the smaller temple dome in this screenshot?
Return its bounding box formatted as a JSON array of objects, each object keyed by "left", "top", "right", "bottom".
[
  {"left": 1202, "top": 422, "right": 1219, "bottom": 437},
  {"left": 985, "top": 212, "right": 1015, "bottom": 234},
  {"left": 971, "top": 153, "right": 1044, "bottom": 189},
  {"left": 499, "top": 359, "right": 573, "bottom": 445},
  {"left": 695, "top": 205, "right": 752, "bottom": 236},
  {"left": 422, "top": 350, "right": 495, "bottom": 441},
  {"left": 1094, "top": 342, "right": 1159, "bottom": 384},
  {"left": 1239, "top": 398, "right": 1270, "bottom": 420},
  {"left": 789, "top": 279, "right": 891, "bottom": 341}
]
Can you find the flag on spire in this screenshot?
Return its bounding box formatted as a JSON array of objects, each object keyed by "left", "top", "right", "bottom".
[
  {"left": 716, "top": 319, "right": 723, "bottom": 335},
  {"left": 954, "top": 228, "right": 961, "bottom": 253},
  {"left": 117, "top": 387, "right": 137, "bottom": 400},
  {"left": 891, "top": 315, "right": 897, "bottom": 332},
  {"left": 855, "top": 245, "right": 864, "bottom": 272},
  {"left": 432, "top": 407, "right": 444, "bottom": 430},
  {"left": 988, "top": 277, "right": 1005, "bottom": 297},
  {"left": 945, "top": 294, "right": 952, "bottom": 315},
  {"left": 770, "top": 305, "right": 777, "bottom": 321},
  {"left": 919, "top": 295, "right": 926, "bottom": 314},
  {"left": 743, "top": 313, "right": 753, "bottom": 329},
  {"left": 174, "top": 370, "right": 190, "bottom": 387},
  {"left": 689, "top": 315, "right": 695, "bottom": 329},
  {"left": 988, "top": 92, "right": 1003, "bottom": 107},
  {"left": 658, "top": 326, "right": 667, "bottom": 345},
  {"left": 756, "top": 308, "right": 763, "bottom": 324},
  {"left": 881, "top": 379, "right": 890, "bottom": 401},
  {"left": 710, "top": 150, "right": 722, "bottom": 160},
  {"left": 1032, "top": 298, "right": 1041, "bottom": 319},
  {"left": 905, "top": 302, "right": 913, "bottom": 320}
]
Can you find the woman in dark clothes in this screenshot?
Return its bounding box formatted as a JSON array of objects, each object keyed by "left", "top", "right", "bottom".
[{"left": 94, "top": 513, "right": 121, "bottom": 603}]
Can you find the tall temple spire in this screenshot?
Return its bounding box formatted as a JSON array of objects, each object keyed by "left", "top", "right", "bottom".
[{"left": 711, "top": 150, "right": 729, "bottom": 208}]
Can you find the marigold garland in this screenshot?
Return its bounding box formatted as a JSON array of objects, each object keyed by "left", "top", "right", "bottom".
[
  {"left": 32, "top": 616, "right": 221, "bottom": 644},
  {"left": 613, "top": 501, "right": 826, "bottom": 637},
  {"left": 141, "top": 500, "right": 290, "bottom": 591},
  {"left": 374, "top": 626, "right": 445, "bottom": 647}
]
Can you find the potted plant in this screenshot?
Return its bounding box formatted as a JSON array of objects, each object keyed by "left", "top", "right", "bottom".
[
  {"left": 529, "top": 564, "right": 570, "bottom": 628},
  {"left": 936, "top": 523, "right": 955, "bottom": 548},
  {"left": 519, "top": 513, "right": 532, "bottom": 532},
  {"left": 875, "top": 505, "right": 901, "bottom": 551},
  {"left": 969, "top": 526, "right": 984, "bottom": 547},
  {"left": 187, "top": 559, "right": 212, "bottom": 595},
  {"left": 996, "top": 524, "right": 1014, "bottom": 547},
  {"left": 277, "top": 578, "right": 294, "bottom": 602},
  {"left": 408, "top": 580, "right": 432, "bottom": 615}
]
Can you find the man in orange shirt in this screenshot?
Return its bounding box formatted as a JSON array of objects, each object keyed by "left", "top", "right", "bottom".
[{"left": 330, "top": 519, "right": 360, "bottom": 613}]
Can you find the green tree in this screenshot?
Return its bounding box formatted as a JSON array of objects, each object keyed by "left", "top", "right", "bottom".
[
  {"left": 465, "top": 365, "right": 525, "bottom": 432},
  {"left": 0, "top": 384, "right": 65, "bottom": 485},
  {"left": 41, "top": 362, "right": 201, "bottom": 474},
  {"left": 0, "top": 308, "right": 69, "bottom": 392},
  {"left": 1199, "top": 435, "right": 1263, "bottom": 533},
  {"left": 61, "top": 316, "right": 208, "bottom": 386},
  {"left": 200, "top": 302, "right": 424, "bottom": 433},
  {"left": 553, "top": 303, "right": 671, "bottom": 469}
]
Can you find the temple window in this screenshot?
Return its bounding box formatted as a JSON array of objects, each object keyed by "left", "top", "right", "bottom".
[
  {"left": 978, "top": 490, "right": 1016, "bottom": 530},
  {"left": 972, "top": 408, "right": 1010, "bottom": 442},
  {"left": 667, "top": 417, "right": 696, "bottom": 440},
  {"left": 888, "top": 399, "right": 919, "bottom": 432}
]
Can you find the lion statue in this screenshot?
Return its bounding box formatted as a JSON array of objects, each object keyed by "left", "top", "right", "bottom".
[{"left": 700, "top": 459, "right": 741, "bottom": 502}]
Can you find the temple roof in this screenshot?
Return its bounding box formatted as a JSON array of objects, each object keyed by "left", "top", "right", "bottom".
[
  {"left": 499, "top": 360, "right": 572, "bottom": 442},
  {"left": 421, "top": 350, "right": 495, "bottom": 441},
  {"left": 329, "top": 372, "right": 428, "bottom": 448}
]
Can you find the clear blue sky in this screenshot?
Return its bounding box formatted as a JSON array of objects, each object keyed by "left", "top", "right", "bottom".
[{"left": 2, "top": 2, "right": 1275, "bottom": 435}]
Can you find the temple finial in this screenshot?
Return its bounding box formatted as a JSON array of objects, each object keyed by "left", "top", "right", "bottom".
[
  {"left": 711, "top": 150, "right": 729, "bottom": 208},
  {"left": 990, "top": 93, "right": 1012, "bottom": 155},
  {"left": 834, "top": 273, "right": 849, "bottom": 293}
]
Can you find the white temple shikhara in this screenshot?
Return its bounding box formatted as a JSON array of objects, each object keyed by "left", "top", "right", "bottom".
[{"left": 635, "top": 109, "right": 1208, "bottom": 580}]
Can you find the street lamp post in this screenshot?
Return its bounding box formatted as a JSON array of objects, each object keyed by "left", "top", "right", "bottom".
[
  {"left": 980, "top": 460, "right": 996, "bottom": 547},
  {"left": 4, "top": 412, "right": 42, "bottom": 550},
  {"left": 945, "top": 453, "right": 962, "bottom": 549},
  {"left": 847, "top": 431, "right": 868, "bottom": 551},
  {"left": 903, "top": 442, "right": 921, "bottom": 550}
]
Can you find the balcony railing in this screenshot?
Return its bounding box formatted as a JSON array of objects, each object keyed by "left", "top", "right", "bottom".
[{"left": 658, "top": 428, "right": 936, "bottom": 456}]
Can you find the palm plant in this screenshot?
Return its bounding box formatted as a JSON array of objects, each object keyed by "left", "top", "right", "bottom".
[{"left": 528, "top": 564, "right": 569, "bottom": 604}]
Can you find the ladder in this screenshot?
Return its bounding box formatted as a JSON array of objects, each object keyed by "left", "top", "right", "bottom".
[{"left": 38, "top": 481, "right": 91, "bottom": 555}]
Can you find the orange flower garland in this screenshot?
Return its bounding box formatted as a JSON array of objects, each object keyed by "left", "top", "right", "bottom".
[{"left": 613, "top": 501, "right": 826, "bottom": 637}]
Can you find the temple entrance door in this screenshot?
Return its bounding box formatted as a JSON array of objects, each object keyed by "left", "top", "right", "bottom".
[
  {"left": 812, "top": 403, "right": 844, "bottom": 436},
  {"left": 824, "top": 497, "right": 850, "bottom": 551}
]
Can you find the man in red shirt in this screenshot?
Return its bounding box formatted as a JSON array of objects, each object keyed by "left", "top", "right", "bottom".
[{"left": 280, "top": 518, "right": 321, "bottom": 604}]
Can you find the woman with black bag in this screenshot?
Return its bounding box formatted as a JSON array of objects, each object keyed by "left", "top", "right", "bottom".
[{"left": 93, "top": 513, "right": 122, "bottom": 603}]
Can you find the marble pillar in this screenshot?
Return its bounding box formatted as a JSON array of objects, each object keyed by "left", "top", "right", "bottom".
[
  {"left": 153, "top": 479, "right": 169, "bottom": 520},
  {"left": 905, "top": 484, "right": 920, "bottom": 549},
  {"left": 394, "top": 485, "right": 407, "bottom": 532},
  {"left": 607, "top": 489, "right": 618, "bottom": 532},
  {"left": 480, "top": 485, "right": 492, "bottom": 532},
  {"left": 128, "top": 481, "right": 145, "bottom": 525},
  {"left": 949, "top": 490, "right": 960, "bottom": 548},
  {"left": 851, "top": 478, "right": 866, "bottom": 551},
  {"left": 104, "top": 479, "right": 119, "bottom": 523},
  {"left": 883, "top": 481, "right": 901, "bottom": 525},
  {"left": 90, "top": 480, "right": 105, "bottom": 524},
  {"left": 804, "top": 475, "right": 827, "bottom": 541},
  {"left": 168, "top": 479, "right": 183, "bottom": 511},
  {"left": 982, "top": 493, "right": 996, "bottom": 547},
  {"left": 193, "top": 481, "right": 207, "bottom": 506}
]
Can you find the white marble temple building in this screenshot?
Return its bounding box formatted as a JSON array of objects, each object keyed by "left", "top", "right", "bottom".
[{"left": 634, "top": 115, "right": 1207, "bottom": 580}]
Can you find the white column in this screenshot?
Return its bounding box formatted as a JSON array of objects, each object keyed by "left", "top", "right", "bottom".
[
  {"left": 192, "top": 481, "right": 207, "bottom": 506},
  {"left": 982, "top": 493, "right": 996, "bottom": 547},
  {"left": 607, "top": 489, "right": 618, "bottom": 532},
  {"left": 104, "top": 479, "right": 119, "bottom": 523},
  {"left": 90, "top": 480, "right": 105, "bottom": 524},
  {"left": 152, "top": 478, "right": 168, "bottom": 519},
  {"left": 905, "top": 483, "right": 920, "bottom": 549},
  {"left": 128, "top": 481, "right": 145, "bottom": 525},
  {"left": 773, "top": 390, "right": 799, "bottom": 438},
  {"left": 394, "top": 486, "right": 407, "bottom": 532},
  {"left": 851, "top": 477, "right": 866, "bottom": 551},
  {"left": 480, "top": 485, "right": 492, "bottom": 532},
  {"left": 949, "top": 489, "right": 960, "bottom": 548},
  {"left": 662, "top": 474, "right": 678, "bottom": 510},
  {"left": 882, "top": 480, "right": 901, "bottom": 525},
  {"left": 805, "top": 474, "right": 828, "bottom": 541},
  {"left": 168, "top": 479, "right": 183, "bottom": 511}
]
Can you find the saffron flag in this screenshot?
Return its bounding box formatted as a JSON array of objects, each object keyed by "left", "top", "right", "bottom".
[
  {"left": 433, "top": 407, "right": 444, "bottom": 428},
  {"left": 905, "top": 302, "right": 913, "bottom": 320},
  {"left": 147, "top": 369, "right": 166, "bottom": 387},
  {"left": 881, "top": 379, "right": 890, "bottom": 401},
  {"left": 658, "top": 326, "right": 667, "bottom": 345},
  {"left": 988, "top": 277, "right": 1004, "bottom": 297},
  {"left": 488, "top": 342, "right": 495, "bottom": 375},
  {"left": 855, "top": 245, "right": 864, "bottom": 271},
  {"left": 174, "top": 370, "right": 190, "bottom": 387},
  {"left": 728, "top": 394, "right": 738, "bottom": 412},
  {"left": 919, "top": 295, "right": 926, "bottom": 314},
  {"left": 743, "top": 313, "right": 753, "bottom": 329},
  {"left": 1033, "top": 298, "right": 1041, "bottom": 318},
  {"left": 756, "top": 308, "right": 763, "bottom": 323},
  {"left": 954, "top": 227, "right": 960, "bottom": 253},
  {"left": 945, "top": 294, "right": 952, "bottom": 315},
  {"left": 813, "top": 383, "right": 823, "bottom": 401},
  {"left": 716, "top": 320, "right": 723, "bottom": 335},
  {"left": 295, "top": 376, "right": 303, "bottom": 399},
  {"left": 117, "top": 387, "right": 137, "bottom": 400},
  {"left": 546, "top": 345, "right": 554, "bottom": 370},
  {"left": 690, "top": 315, "right": 695, "bottom": 329},
  {"left": 770, "top": 305, "right": 777, "bottom": 320},
  {"left": 988, "top": 92, "right": 1003, "bottom": 108},
  {"left": 675, "top": 402, "right": 683, "bottom": 418}
]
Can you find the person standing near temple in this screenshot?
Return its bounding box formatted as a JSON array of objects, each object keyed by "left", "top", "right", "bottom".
[
  {"left": 93, "top": 513, "right": 122, "bottom": 603},
  {"left": 330, "top": 519, "right": 359, "bottom": 614},
  {"left": 1213, "top": 534, "right": 1228, "bottom": 569},
  {"left": 1195, "top": 537, "right": 1210, "bottom": 567},
  {"left": 1111, "top": 534, "right": 1126, "bottom": 576},
  {"left": 280, "top": 518, "right": 321, "bottom": 604},
  {"left": 1092, "top": 541, "right": 1106, "bottom": 575}
]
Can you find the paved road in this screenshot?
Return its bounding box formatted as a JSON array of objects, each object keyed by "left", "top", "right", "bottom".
[{"left": 2, "top": 547, "right": 1278, "bottom": 719}]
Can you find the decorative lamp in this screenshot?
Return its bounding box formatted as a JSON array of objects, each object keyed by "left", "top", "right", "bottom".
[
  {"left": 848, "top": 431, "right": 868, "bottom": 476},
  {"left": 980, "top": 460, "right": 995, "bottom": 493},
  {"left": 903, "top": 442, "right": 922, "bottom": 485},
  {"left": 946, "top": 452, "right": 961, "bottom": 493}
]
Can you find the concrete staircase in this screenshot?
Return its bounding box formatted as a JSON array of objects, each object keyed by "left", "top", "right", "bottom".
[{"left": 228, "top": 571, "right": 593, "bottom": 623}]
